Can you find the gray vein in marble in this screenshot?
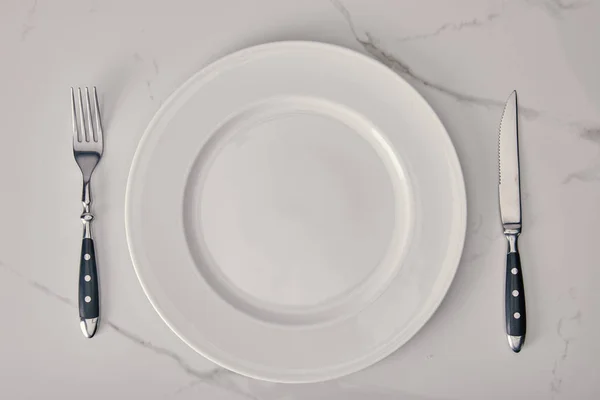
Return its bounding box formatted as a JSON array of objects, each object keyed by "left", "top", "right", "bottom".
[
  {"left": 460, "top": 239, "right": 496, "bottom": 264},
  {"left": 21, "top": 0, "right": 38, "bottom": 41},
  {"left": 550, "top": 360, "right": 562, "bottom": 396},
  {"left": 28, "top": 0, "right": 38, "bottom": 16},
  {"left": 528, "top": 0, "right": 590, "bottom": 16},
  {"left": 563, "top": 127, "right": 600, "bottom": 183},
  {"left": 460, "top": 214, "right": 493, "bottom": 263},
  {"left": 569, "top": 286, "right": 578, "bottom": 300},
  {"left": 146, "top": 80, "right": 155, "bottom": 101},
  {"left": 550, "top": 0, "right": 590, "bottom": 9},
  {"left": 169, "top": 381, "right": 204, "bottom": 398},
  {"left": 132, "top": 53, "right": 162, "bottom": 103},
  {"left": 106, "top": 321, "right": 213, "bottom": 380},
  {"left": 398, "top": 13, "right": 500, "bottom": 42},
  {"left": 468, "top": 213, "right": 484, "bottom": 235},
  {"left": 1, "top": 263, "right": 72, "bottom": 305},
  {"left": 0, "top": 262, "right": 259, "bottom": 400},
  {"left": 461, "top": 227, "right": 498, "bottom": 264},
  {"left": 580, "top": 127, "right": 600, "bottom": 144},
  {"left": 461, "top": 250, "right": 487, "bottom": 264},
  {"left": 21, "top": 24, "right": 35, "bottom": 41},
  {"left": 173, "top": 359, "right": 452, "bottom": 400},
  {"left": 219, "top": 378, "right": 452, "bottom": 400},
  {"left": 170, "top": 379, "right": 263, "bottom": 400},
  {"left": 98, "top": 329, "right": 256, "bottom": 399},
  {"left": 330, "top": 0, "right": 540, "bottom": 118},
  {"left": 550, "top": 309, "right": 581, "bottom": 396},
  {"left": 563, "top": 162, "right": 600, "bottom": 183}
]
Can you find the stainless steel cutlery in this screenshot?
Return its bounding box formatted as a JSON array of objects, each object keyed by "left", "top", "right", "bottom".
[
  {"left": 498, "top": 90, "right": 526, "bottom": 352},
  {"left": 67, "top": 84, "right": 528, "bottom": 350},
  {"left": 72, "top": 87, "right": 103, "bottom": 338}
]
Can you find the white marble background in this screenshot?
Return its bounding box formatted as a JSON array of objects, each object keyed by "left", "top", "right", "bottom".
[{"left": 1, "top": 0, "right": 599, "bottom": 399}]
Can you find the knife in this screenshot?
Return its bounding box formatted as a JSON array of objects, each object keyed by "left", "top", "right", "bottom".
[{"left": 498, "top": 90, "right": 526, "bottom": 352}]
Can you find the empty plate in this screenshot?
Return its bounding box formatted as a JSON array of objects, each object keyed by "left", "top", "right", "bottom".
[{"left": 125, "top": 41, "right": 466, "bottom": 382}]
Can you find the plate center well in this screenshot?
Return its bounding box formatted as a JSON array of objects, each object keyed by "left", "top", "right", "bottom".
[{"left": 184, "top": 98, "right": 408, "bottom": 319}]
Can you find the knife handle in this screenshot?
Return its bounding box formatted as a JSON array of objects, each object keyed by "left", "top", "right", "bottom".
[
  {"left": 79, "top": 237, "right": 99, "bottom": 337},
  {"left": 505, "top": 232, "right": 526, "bottom": 352}
]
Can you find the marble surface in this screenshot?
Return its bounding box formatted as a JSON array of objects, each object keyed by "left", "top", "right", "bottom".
[{"left": 1, "top": 0, "right": 599, "bottom": 398}]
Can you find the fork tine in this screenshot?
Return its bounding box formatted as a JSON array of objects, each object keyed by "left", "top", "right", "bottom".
[
  {"left": 84, "top": 87, "right": 95, "bottom": 142},
  {"left": 92, "top": 87, "right": 103, "bottom": 144},
  {"left": 71, "top": 88, "right": 80, "bottom": 142},
  {"left": 77, "top": 88, "right": 88, "bottom": 142}
]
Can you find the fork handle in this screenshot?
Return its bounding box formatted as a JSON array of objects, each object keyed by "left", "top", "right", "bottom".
[{"left": 79, "top": 236, "right": 99, "bottom": 338}]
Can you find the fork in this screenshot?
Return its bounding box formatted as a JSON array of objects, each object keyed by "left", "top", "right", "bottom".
[{"left": 72, "top": 87, "right": 103, "bottom": 338}]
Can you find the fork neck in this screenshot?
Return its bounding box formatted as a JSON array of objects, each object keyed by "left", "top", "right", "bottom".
[{"left": 81, "top": 179, "right": 93, "bottom": 239}]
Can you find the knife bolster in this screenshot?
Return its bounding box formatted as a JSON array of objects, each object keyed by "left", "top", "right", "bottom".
[
  {"left": 503, "top": 226, "right": 520, "bottom": 253},
  {"left": 505, "top": 232, "right": 518, "bottom": 253}
]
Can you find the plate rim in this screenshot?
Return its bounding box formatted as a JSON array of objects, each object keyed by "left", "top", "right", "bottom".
[{"left": 125, "top": 40, "right": 467, "bottom": 382}]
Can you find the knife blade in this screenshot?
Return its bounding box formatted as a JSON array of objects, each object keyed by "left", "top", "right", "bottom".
[{"left": 498, "top": 90, "right": 526, "bottom": 352}]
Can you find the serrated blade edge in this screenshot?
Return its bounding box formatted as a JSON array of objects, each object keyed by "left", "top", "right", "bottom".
[{"left": 498, "top": 90, "right": 521, "bottom": 227}]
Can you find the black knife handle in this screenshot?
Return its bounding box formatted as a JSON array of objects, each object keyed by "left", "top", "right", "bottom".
[
  {"left": 79, "top": 238, "right": 99, "bottom": 320},
  {"left": 505, "top": 234, "right": 526, "bottom": 350}
]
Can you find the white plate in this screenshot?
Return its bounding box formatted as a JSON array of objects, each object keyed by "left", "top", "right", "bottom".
[{"left": 125, "top": 42, "right": 466, "bottom": 382}]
